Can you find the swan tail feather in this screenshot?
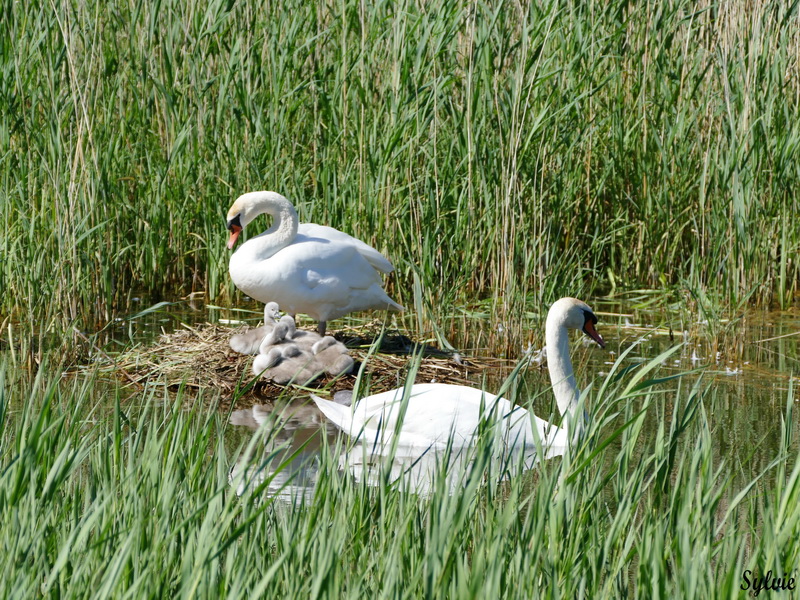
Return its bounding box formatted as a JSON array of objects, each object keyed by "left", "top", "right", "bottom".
[
  {"left": 312, "top": 395, "right": 353, "bottom": 433},
  {"left": 387, "top": 299, "right": 404, "bottom": 312},
  {"left": 366, "top": 286, "right": 404, "bottom": 313}
]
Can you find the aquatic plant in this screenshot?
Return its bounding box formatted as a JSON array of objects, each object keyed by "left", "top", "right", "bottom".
[
  {"left": 2, "top": 0, "right": 799, "bottom": 351},
  {"left": 1, "top": 349, "right": 797, "bottom": 598}
]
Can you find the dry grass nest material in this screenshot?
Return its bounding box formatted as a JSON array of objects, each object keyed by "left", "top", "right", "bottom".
[{"left": 108, "top": 322, "right": 510, "bottom": 405}]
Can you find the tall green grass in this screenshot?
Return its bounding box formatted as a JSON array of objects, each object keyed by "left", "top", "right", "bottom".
[
  {"left": 1, "top": 352, "right": 797, "bottom": 598},
  {"left": 1, "top": 0, "right": 799, "bottom": 345}
]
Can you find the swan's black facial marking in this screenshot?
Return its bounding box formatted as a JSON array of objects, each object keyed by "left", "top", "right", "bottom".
[
  {"left": 227, "top": 213, "right": 242, "bottom": 231},
  {"left": 226, "top": 213, "right": 243, "bottom": 250},
  {"left": 581, "top": 309, "right": 605, "bottom": 349}
]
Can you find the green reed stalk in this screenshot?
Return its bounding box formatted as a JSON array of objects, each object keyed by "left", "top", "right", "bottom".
[
  {"left": 1, "top": 350, "right": 798, "bottom": 598},
  {"left": 1, "top": 0, "right": 798, "bottom": 347}
]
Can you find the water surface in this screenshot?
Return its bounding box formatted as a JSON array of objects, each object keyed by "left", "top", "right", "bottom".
[
  {"left": 46, "top": 291, "right": 795, "bottom": 492},
  {"left": 194, "top": 298, "right": 800, "bottom": 498}
]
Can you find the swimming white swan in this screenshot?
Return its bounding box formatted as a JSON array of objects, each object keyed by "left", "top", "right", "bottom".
[
  {"left": 226, "top": 191, "right": 403, "bottom": 335},
  {"left": 229, "top": 302, "right": 282, "bottom": 355},
  {"left": 311, "top": 297, "right": 605, "bottom": 454}
]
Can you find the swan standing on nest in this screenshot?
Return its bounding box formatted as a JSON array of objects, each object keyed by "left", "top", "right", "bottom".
[
  {"left": 312, "top": 298, "right": 605, "bottom": 454},
  {"left": 226, "top": 191, "right": 403, "bottom": 335}
]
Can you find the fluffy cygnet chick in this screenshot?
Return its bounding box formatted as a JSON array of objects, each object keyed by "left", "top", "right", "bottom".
[
  {"left": 261, "top": 345, "right": 321, "bottom": 385},
  {"left": 253, "top": 315, "right": 354, "bottom": 384},
  {"left": 259, "top": 320, "right": 292, "bottom": 351},
  {"left": 229, "top": 302, "right": 282, "bottom": 355},
  {"left": 252, "top": 346, "right": 284, "bottom": 374},
  {"left": 332, "top": 390, "right": 354, "bottom": 406},
  {"left": 254, "top": 318, "right": 320, "bottom": 385},
  {"left": 311, "top": 335, "right": 354, "bottom": 376},
  {"left": 279, "top": 315, "right": 322, "bottom": 346}
]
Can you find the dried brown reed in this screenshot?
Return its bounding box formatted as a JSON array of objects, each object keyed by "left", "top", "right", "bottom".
[{"left": 102, "top": 322, "right": 510, "bottom": 407}]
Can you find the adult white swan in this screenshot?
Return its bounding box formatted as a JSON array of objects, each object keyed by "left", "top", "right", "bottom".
[
  {"left": 312, "top": 298, "right": 605, "bottom": 455},
  {"left": 226, "top": 191, "right": 403, "bottom": 335}
]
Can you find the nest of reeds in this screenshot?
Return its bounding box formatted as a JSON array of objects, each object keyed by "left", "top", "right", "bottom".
[{"left": 107, "top": 321, "right": 510, "bottom": 407}]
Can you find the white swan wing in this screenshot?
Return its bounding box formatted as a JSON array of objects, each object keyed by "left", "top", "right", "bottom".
[
  {"left": 279, "top": 238, "right": 383, "bottom": 290},
  {"left": 278, "top": 243, "right": 394, "bottom": 310},
  {"left": 298, "top": 224, "right": 395, "bottom": 273},
  {"left": 313, "top": 384, "right": 562, "bottom": 452},
  {"left": 313, "top": 389, "right": 472, "bottom": 450},
  {"left": 232, "top": 235, "right": 399, "bottom": 320}
]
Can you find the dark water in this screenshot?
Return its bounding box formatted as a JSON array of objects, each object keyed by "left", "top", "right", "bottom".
[{"left": 100, "top": 296, "right": 800, "bottom": 495}]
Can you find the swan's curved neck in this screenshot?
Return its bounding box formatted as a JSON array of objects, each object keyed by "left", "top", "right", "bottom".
[
  {"left": 545, "top": 315, "right": 580, "bottom": 420},
  {"left": 244, "top": 193, "right": 299, "bottom": 259}
]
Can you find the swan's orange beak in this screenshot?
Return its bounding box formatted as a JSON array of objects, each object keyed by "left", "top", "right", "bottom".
[
  {"left": 583, "top": 320, "right": 605, "bottom": 349},
  {"left": 227, "top": 225, "right": 242, "bottom": 250},
  {"left": 227, "top": 213, "right": 243, "bottom": 249}
]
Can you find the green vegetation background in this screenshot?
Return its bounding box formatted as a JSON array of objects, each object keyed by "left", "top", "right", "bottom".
[
  {"left": 2, "top": 0, "right": 799, "bottom": 337},
  {"left": 2, "top": 2, "right": 800, "bottom": 598}
]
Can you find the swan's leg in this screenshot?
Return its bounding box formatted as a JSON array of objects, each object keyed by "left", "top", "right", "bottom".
[{"left": 317, "top": 320, "right": 327, "bottom": 336}]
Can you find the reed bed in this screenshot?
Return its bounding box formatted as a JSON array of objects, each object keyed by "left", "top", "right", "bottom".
[
  {"left": 2, "top": 0, "right": 800, "bottom": 595},
  {"left": 2, "top": 0, "right": 800, "bottom": 352},
  {"left": 2, "top": 351, "right": 798, "bottom": 598}
]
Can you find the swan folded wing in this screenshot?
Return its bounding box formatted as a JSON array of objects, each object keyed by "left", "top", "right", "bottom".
[
  {"left": 297, "top": 224, "right": 395, "bottom": 274},
  {"left": 353, "top": 386, "right": 496, "bottom": 448},
  {"left": 277, "top": 243, "right": 399, "bottom": 316},
  {"left": 405, "top": 384, "right": 566, "bottom": 453},
  {"left": 281, "top": 239, "right": 383, "bottom": 288}
]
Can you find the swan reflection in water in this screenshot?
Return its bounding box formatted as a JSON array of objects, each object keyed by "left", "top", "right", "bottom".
[{"left": 228, "top": 401, "right": 329, "bottom": 503}]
